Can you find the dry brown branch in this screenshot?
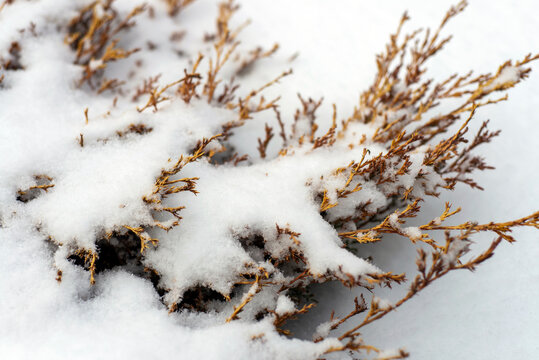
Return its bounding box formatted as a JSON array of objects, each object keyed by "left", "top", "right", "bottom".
[
  {"left": 162, "top": 0, "right": 196, "bottom": 16},
  {"left": 226, "top": 272, "right": 264, "bottom": 322},
  {"left": 67, "top": 1, "right": 145, "bottom": 88},
  {"left": 236, "top": 43, "right": 279, "bottom": 76},
  {"left": 142, "top": 134, "right": 222, "bottom": 223},
  {"left": 257, "top": 123, "right": 274, "bottom": 159},
  {"left": 17, "top": 175, "right": 55, "bottom": 203},
  {"left": 177, "top": 53, "right": 203, "bottom": 103},
  {"left": 332, "top": 211, "right": 539, "bottom": 348}
]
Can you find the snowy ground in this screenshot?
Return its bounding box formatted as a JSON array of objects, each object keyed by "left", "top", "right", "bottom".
[{"left": 1, "top": 1, "right": 537, "bottom": 359}]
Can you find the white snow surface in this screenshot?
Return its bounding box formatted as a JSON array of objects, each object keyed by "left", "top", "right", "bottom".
[{"left": 1, "top": 0, "right": 538, "bottom": 359}]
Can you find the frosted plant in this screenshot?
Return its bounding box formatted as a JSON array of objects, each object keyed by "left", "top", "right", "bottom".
[{"left": 0, "top": 0, "right": 537, "bottom": 358}]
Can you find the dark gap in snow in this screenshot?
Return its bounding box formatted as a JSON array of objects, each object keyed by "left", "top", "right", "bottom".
[
  {"left": 1, "top": 41, "right": 24, "bottom": 71},
  {"left": 175, "top": 286, "right": 228, "bottom": 313},
  {"left": 237, "top": 233, "right": 266, "bottom": 262},
  {"left": 16, "top": 188, "right": 42, "bottom": 203},
  {"left": 210, "top": 144, "right": 249, "bottom": 166},
  {"left": 68, "top": 231, "right": 143, "bottom": 276},
  {"left": 16, "top": 175, "right": 54, "bottom": 203}
]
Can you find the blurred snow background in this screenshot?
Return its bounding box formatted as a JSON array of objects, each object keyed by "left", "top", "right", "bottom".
[{"left": 237, "top": 0, "right": 538, "bottom": 358}]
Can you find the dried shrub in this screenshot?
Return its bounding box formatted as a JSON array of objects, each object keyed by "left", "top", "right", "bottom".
[
  {"left": 66, "top": 0, "right": 145, "bottom": 89},
  {"left": 8, "top": 0, "right": 537, "bottom": 358}
]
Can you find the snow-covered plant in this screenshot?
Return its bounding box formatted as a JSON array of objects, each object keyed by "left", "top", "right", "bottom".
[{"left": 1, "top": 0, "right": 537, "bottom": 358}]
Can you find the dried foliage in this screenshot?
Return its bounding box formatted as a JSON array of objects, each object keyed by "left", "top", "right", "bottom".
[
  {"left": 162, "top": 0, "right": 196, "bottom": 17},
  {"left": 141, "top": 134, "right": 222, "bottom": 233},
  {"left": 13, "top": 0, "right": 537, "bottom": 358},
  {"left": 66, "top": 0, "right": 145, "bottom": 88}
]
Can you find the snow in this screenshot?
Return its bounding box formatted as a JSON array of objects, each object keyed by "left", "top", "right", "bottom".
[
  {"left": 275, "top": 295, "right": 296, "bottom": 316},
  {"left": 1, "top": 0, "right": 538, "bottom": 359},
  {"left": 402, "top": 227, "right": 422, "bottom": 241},
  {"left": 373, "top": 296, "right": 392, "bottom": 311},
  {"left": 376, "top": 349, "right": 405, "bottom": 359},
  {"left": 485, "top": 65, "right": 522, "bottom": 91},
  {"left": 0, "top": 224, "right": 338, "bottom": 360},
  {"left": 146, "top": 143, "right": 394, "bottom": 305}
]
